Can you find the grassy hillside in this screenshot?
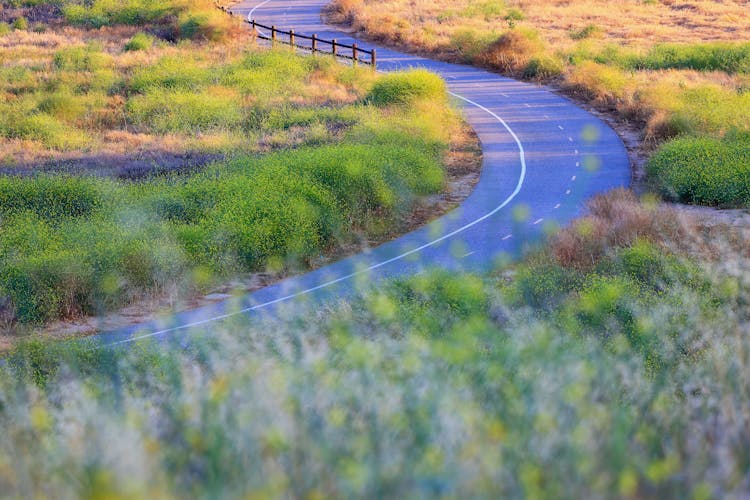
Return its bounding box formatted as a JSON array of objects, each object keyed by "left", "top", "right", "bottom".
[
  {"left": 0, "top": 1, "right": 476, "bottom": 328},
  {"left": 327, "top": 0, "right": 750, "bottom": 207},
  {"left": 2, "top": 190, "right": 749, "bottom": 497}
]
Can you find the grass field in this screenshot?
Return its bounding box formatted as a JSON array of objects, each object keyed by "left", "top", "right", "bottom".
[
  {"left": 2, "top": 190, "right": 750, "bottom": 497},
  {"left": 0, "top": 1, "right": 476, "bottom": 328},
  {"left": 327, "top": 0, "right": 750, "bottom": 207},
  {"left": 2, "top": 2, "right": 750, "bottom": 496}
]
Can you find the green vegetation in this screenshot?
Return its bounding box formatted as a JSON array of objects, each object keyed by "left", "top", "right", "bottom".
[
  {"left": 11, "top": 16, "right": 28, "bottom": 30},
  {"left": 570, "top": 23, "right": 602, "bottom": 40},
  {"left": 597, "top": 42, "right": 750, "bottom": 74},
  {"left": 1, "top": 191, "right": 748, "bottom": 497},
  {"left": 366, "top": 69, "right": 447, "bottom": 106},
  {"left": 124, "top": 32, "right": 154, "bottom": 51},
  {"left": 60, "top": 0, "right": 235, "bottom": 40},
  {"left": 0, "top": 79, "right": 455, "bottom": 324},
  {"left": 0, "top": 2, "right": 466, "bottom": 326},
  {"left": 647, "top": 135, "right": 750, "bottom": 206}
]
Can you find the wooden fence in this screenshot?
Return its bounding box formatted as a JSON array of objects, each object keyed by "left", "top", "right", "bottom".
[{"left": 217, "top": 6, "right": 377, "bottom": 68}]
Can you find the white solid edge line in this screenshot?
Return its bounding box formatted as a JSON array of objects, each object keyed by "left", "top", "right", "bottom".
[
  {"left": 248, "top": 0, "right": 273, "bottom": 35},
  {"left": 103, "top": 13, "right": 528, "bottom": 348}
]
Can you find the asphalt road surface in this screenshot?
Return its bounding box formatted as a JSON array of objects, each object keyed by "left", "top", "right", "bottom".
[{"left": 92, "top": 0, "right": 630, "bottom": 346}]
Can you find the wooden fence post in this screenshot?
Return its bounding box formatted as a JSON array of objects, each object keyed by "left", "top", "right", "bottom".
[
  {"left": 289, "top": 29, "right": 295, "bottom": 49},
  {"left": 311, "top": 34, "right": 317, "bottom": 53},
  {"left": 332, "top": 39, "right": 337, "bottom": 57},
  {"left": 371, "top": 48, "right": 376, "bottom": 69},
  {"left": 352, "top": 42, "right": 358, "bottom": 65},
  {"left": 271, "top": 25, "right": 276, "bottom": 45}
]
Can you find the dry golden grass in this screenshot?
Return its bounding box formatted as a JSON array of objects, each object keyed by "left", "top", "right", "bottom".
[
  {"left": 328, "top": 0, "right": 749, "bottom": 51},
  {"left": 550, "top": 189, "right": 698, "bottom": 270},
  {"left": 0, "top": 19, "right": 373, "bottom": 170},
  {"left": 328, "top": 0, "right": 750, "bottom": 146}
]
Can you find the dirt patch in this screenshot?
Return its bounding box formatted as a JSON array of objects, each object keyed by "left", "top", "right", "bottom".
[
  {"left": 0, "top": 150, "right": 225, "bottom": 180},
  {"left": 0, "top": 2, "right": 64, "bottom": 26}
]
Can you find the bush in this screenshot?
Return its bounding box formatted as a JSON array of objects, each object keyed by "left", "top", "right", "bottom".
[
  {"left": 124, "top": 32, "right": 154, "bottom": 51},
  {"left": 564, "top": 61, "right": 632, "bottom": 104},
  {"left": 478, "top": 28, "right": 544, "bottom": 74},
  {"left": 12, "top": 17, "right": 28, "bottom": 30},
  {"left": 366, "top": 69, "right": 447, "bottom": 106},
  {"left": 647, "top": 136, "right": 750, "bottom": 206},
  {"left": 639, "top": 83, "right": 750, "bottom": 138},
  {"left": 570, "top": 24, "right": 602, "bottom": 40},
  {"left": 178, "top": 9, "right": 232, "bottom": 41},
  {"left": 36, "top": 92, "right": 87, "bottom": 122},
  {"left": 523, "top": 55, "right": 563, "bottom": 80},
  {"left": 0, "top": 22, "right": 11, "bottom": 36},
  {"left": 449, "top": 29, "right": 496, "bottom": 63},
  {"left": 503, "top": 8, "right": 524, "bottom": 28},
  {"left": 1, "top": 113, "right": 87, "bottom": 150},
  {"left": 53, "top": 45, "right": 111, "bottom": 72}
]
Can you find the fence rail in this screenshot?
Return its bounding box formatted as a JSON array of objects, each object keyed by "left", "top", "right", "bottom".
[{"left": 217, "top": 6, "right": 376, "bottom": 68}]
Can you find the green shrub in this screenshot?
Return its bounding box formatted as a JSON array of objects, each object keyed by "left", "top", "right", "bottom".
[
  {"left": 523, "top": 55, "right": 563, "bottom": 79},
  {"left": 1, "top": 113, "right": 87, "bottom": 150},
  {"left": 367, "top": 69, "right": 447, "bottom": 106},
  {"left": 0, "top": 22, "right": 12, "bottom": 36},
  {"left": 36, "top": 92, "right": 87, "bottom": 122},
  {"left": 53, "top": 45, "right": 111, "bottom": 72},
  {"left": 613, "top": 240, "right": 706, "bottom": 293},
  {"left": 124, "top": 32, "right": 154, "bottom": 51},
  {"left": 504, "top": 7, "right": 524, "bottom": 28},
  {"left": 647, "top": 136, "right": 750, "bottom": 206},
  {"left": 504, "top": 259, "right": 583, "bottom": 309},
  {"left": 12, "top": 17, "right": 28, "bottom": 30},
  {"left": 178, "top": 9, "right": 231, "bottom": 41},
  {"left": 570, "top": 23, "right": 602, "bottom": 40},
  {"left": 449, "top": 29, "right": 496, "bottom": 63},
  {"left": 639, "top": 85, "right": 750, "bottom": 136}
]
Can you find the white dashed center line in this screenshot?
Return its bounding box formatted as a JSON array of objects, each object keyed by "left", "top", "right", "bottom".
[
  {"left": 533, "top": 218, "right": 544, "bottom": 225},
  {"left": 502, "top": 234, "right": 513, "bottom": 240}
]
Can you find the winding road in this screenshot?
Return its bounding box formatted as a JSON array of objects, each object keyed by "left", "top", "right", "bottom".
[{"left": 93, "top": 0, "right": 630, "bottom": 346}]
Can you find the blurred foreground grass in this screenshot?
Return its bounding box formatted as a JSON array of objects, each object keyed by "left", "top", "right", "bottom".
[{"left": 1, "top": 190, "right": 749, "bottom": 497}]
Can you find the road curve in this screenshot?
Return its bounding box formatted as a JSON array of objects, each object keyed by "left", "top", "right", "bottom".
[{"left": 92, "top": 0, "right": 630, "bottom": 346}]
